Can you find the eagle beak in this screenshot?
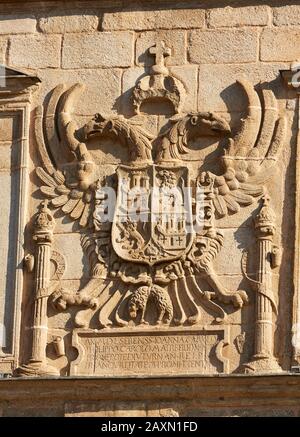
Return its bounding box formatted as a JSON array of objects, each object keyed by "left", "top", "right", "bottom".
[{"left": 212, "top": 118, "right": 231, "bottom": 135}]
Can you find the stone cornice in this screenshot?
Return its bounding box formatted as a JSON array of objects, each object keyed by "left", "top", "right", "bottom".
[
  {"left": 0, "top": 0, "right": 285, "bottom": 8},
  {"left": 1, "top": 375, "right": 300, "bottom": 415},
  {"left": 0, "top": 374, "right": 299, "bottom": 402}
]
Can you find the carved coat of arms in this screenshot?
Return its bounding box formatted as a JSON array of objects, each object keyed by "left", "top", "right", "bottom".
[{"left": 21, "top": 41, "right": 286, "bottom": 376}]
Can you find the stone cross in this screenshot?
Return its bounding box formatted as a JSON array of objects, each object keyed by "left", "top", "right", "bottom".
[{"left": 149, "top": 41, "right": 171, "bottom": 69}]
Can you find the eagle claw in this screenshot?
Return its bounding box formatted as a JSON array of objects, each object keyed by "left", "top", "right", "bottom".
[{"left": 213, "top": 289, "right": 249, "bottom": 308}]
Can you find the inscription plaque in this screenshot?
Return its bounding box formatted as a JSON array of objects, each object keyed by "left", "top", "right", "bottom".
[{"left": 71, "top": 327, "right": 229, "bottom": 377}]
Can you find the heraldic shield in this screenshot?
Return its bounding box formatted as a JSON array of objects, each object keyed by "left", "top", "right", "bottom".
[{"left": 112, "top": 164, "right": 194, "bottom": 266}]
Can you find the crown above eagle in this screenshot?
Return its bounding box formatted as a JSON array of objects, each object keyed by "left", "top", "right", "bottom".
[{"left": 132, "top": 41, "right": 186, "bottom": 115}]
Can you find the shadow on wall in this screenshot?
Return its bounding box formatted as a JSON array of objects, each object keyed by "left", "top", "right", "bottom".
[{"left": 0, "top": 0, "right": 298, "bottom": 19}]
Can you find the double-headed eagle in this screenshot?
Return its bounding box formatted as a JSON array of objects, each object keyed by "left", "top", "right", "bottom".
[{"left": 35, "top": 79, "right": 286, "bottom": 328}]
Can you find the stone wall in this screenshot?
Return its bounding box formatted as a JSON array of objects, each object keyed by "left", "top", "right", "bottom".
[
  {"left": 0, "top": 0, "right": 300, "bottom": 416},
  {"left": 1, "top": 375, "right": 300, "bottom": 417}
]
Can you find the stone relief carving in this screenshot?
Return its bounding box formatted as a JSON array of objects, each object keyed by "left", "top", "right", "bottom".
[
  {"left": 17, "top": 201, "right": 59, "bottom": 376},
  {"left": 241, "top": 196, "right": 282, "bottom": 372},
  {"left": 234, "top": 332, "right": 246, "bottom": 355},
  {"left": 128, "top": 284, "right": 174, "bottom": 325},
  {"left": 132, "top": 41, "right": 186, "bottom": 115},
  {"left": 18, "top": 42, "right": 287, "bottom": 377}
]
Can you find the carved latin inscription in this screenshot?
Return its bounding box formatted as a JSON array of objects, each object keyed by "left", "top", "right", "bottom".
[{"left": 71, "top": 327, "right": 229, "bottom": 376}]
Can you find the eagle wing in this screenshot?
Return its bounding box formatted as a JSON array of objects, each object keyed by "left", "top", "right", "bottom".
[
  {"left": 34, "top": 83, "right": 98, "bottom": 227},
  {"left": 202, "top": 80, "right": 287, "bottom": 218}
]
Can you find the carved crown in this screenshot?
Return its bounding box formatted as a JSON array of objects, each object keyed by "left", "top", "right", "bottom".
[{"left": 132, "top": 41, "right": 186, "bottom": 114}]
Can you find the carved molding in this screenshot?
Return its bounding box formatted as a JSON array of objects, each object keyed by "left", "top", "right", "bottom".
[
  {"left": 281, "top": 64, "right": 300, "bottom": 369},
  {"left": 0, "top": 66, "right": 40, "bottom": 372},
  {"left": 70, "top": 326, "right": 230, "bottom": 377}
]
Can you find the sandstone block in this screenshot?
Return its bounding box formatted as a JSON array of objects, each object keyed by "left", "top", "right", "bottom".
[
  {"left": 261, "top": 28, "right": 300, "bottom": 61},
  {"left": 102, "top": 9, "right": 205, "bottom": 31},
  {"left": 136, "top": 30, "right": 186, "bottom": 66},
  {"left": 53, "top": 234, "right": 86, "bottom": 280},
  {"left": 64, "top": 400, "right": 149, "bottom": 417},
  {"left": 0, "top": 37, "right": 7, "bottom": 64},
  {"left": 0, "top": 143, "right": 12, "bottom": 171},
  {"left": 9, "top": 34, "right": 61, "bottom": 68},
  {"left": 34, "top": 67, "right": 122, "bottom": 121},
  {"left": 168, "top": 65, "right": 198, "bottom": 112},
  {"left": 0, "top": 170, "right": 19, "bottom": 332},
  {"left": 62, "top": 32, "right": 134, "bottom": 68},
  {"left": 0, "top": 116, "right": 13, "bottom": 142},
  {"left": 214, "top": 228, "right": 255, "bottom": 275},
  {"left": 189, "top": 29, "right": 258, "bottom": 64},
  {"left": 208, "top": 6, "right": 270, "bottom": 28},
  {"left": 0, "top": 15, "right": 36, "bottom": 34},
  {"left": 197, "top": 62, "right": 288, "bottom": 113},
  {"left": 39, "top": 14, "right": 99, "bottom": 33},
  {"left": 273, "top": 5, "right": 300, "bottom": 26},
  {"left": 121, "top": 67, "right": 145, "bottom": 116}
]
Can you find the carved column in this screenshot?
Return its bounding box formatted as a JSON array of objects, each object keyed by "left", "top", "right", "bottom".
[
  {"left": 243, "top": 196, "right": 282, "bottom": 373},
  {"left": 17, "top": 201, "right": 59, "bottom": 376}
]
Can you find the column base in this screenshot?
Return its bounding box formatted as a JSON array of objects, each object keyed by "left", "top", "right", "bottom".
[
  {"left": 240, "top": 355, "right": 283, "bottom": 374},
  {"left": 15, "top": 360, "right": 59, "bottom": 377}
]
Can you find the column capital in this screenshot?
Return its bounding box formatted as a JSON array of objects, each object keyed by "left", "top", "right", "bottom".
[
  {"left": 33, "top": 200, "right": 55, "bottom": 243},
  {"left": 254, "top": 195, "right": 276, "bottom": 239}
]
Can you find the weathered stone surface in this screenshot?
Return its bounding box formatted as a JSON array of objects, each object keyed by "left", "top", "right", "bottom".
[
  {"left": 0, "top": 106, "right": 28, "bottom": 359},
  {"left": 189, "top": 29, "right": 258, "bottom": 64},
  {"left": 213, "top": 229, "right": 255, "bottom": 275},
  {"left": 0, "top": 142, "right": 14, "bottom": 170},
  {"left": 0, "top": 2, "right": 298, "bottom": 415},
  {"left": 71, "top": 328, "right": 229, "bottom": 376},
  {"left": 273, "top": 5, "right": 300, "bottom": 26},
  {"left": 0, "top": 116, "right": 13, "bottom": 142},
  {"left": 1, "top": 376, "right": 300, "bottom": 416},
  {"left": 102, "top": 9, "right": 205, "bottom": 31},
  {"left": 136, "top": 30, "right": 186, "bottom": 66},
  {"left": 64, "top": 401, "right": 147, "bottom": 417},
  {"left": 25, "top": 59, "right": 284, "bottom": 377},
  {"left": 39, "top": 14, "right": 99, "bottom": 33},
  {"left": 0, "top": 171, "right": 12, "bottom": 335},
  {"left": 9, "top": 34, "right": 61, "bottom": 68},
  {"left": 169, "top": 65, "right": 198, "bottom": 112},
  {"left": 208, "top": 6, "right": 270, "bottom": 28},
  {"left": 0, "top": 37, "right": 6, "bottom": 64},
  {"left": 62, "top": 32, "right": 134, "bottom": 68},
  {"left": 5, "top": 25, "right": 288, "bottom": 379},
  {"left": 53, "top": 234, "right": 86, "bottom": 280},
  {"left": 0, "top": 15, "right": 36, "bottom": 34},
  {"left": 35, "top": 68, "right": 122, "bottom": 115},
  {"left": 121, "top": 66, "right": 148, "bottom": 116},
  {"left": 197, "top": 62, "right": 289, "bottom": 112},
  {"left": 261, "top": 28, "right": 300, "bottom": 61}
]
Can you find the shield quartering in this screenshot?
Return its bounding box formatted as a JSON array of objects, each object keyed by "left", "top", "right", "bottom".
[{"left": 112, "top": 165, "right": 194, "bottom": 265}]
